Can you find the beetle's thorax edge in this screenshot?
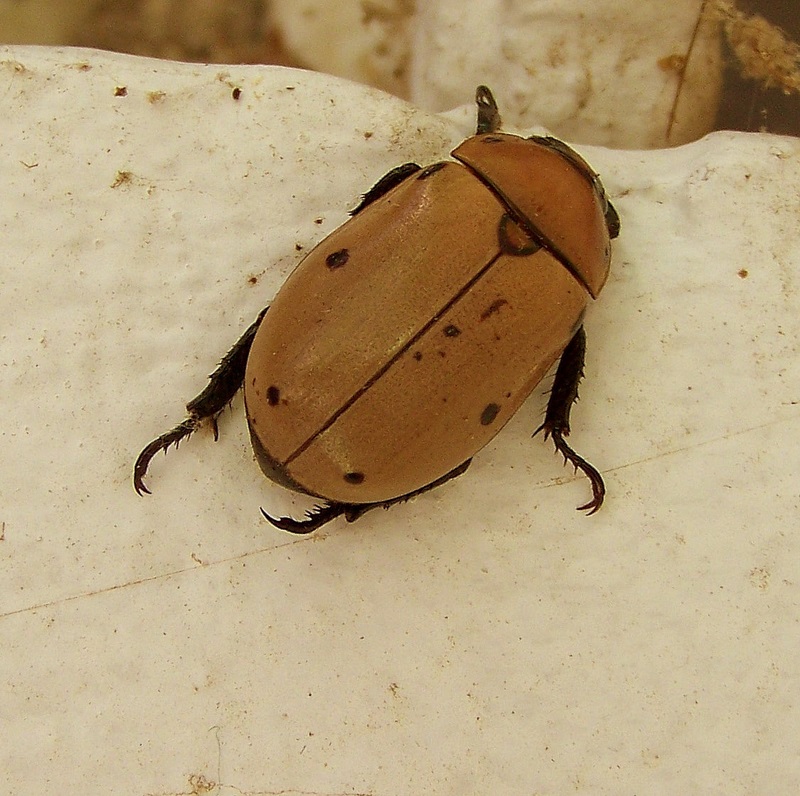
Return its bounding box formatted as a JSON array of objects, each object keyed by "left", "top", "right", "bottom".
[{"left": 452, "top": 140, "right": 596, "bottom": 299}]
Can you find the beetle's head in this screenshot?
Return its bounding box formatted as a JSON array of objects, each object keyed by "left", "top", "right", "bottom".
[
  {"left": 475, "top": 85, "right": 502, "bottom": 135},
  {"left": 470, "top": 89, "right": 620, "bottom": 240}
]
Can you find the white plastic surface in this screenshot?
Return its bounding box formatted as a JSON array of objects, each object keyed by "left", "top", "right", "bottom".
[
  {"left": 272, "top": 0, "right": 722, "bottom": 147},
  {"left": 1, "top": 46, "right": 799, "bottom": 795}
]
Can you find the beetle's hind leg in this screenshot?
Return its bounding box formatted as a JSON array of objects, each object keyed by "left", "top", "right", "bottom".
[
  {"left": 133, "top": 307, "right": 268, "bottom": 495},
  {"left": 262, "top": 459, "right": 473, "bottom": 534},
  {"left": 534, "top": 325, "right": 606, "bottom": 514},
  {"left": 261, "top": 502, "right": 348, "bottom": 535}
]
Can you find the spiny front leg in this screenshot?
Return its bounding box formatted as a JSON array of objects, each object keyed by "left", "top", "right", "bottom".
[
  {"left": 534, "top": 326, "right": 605, "bottom": 514},
  {"left": 133, "top": 307, "right": 268, "bottom": 495}
]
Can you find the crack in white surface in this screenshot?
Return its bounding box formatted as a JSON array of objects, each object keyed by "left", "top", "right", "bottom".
[
  {"left": 2, "top": 410, "right": 796, "bottom": 621},
  {"left": 0, "top": 536, "right": 308, "bottom": 620}
]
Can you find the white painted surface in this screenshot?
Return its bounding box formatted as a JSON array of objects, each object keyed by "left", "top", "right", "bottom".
[{"left": 1, "top": 46, "right": 798, "bottom": 795}]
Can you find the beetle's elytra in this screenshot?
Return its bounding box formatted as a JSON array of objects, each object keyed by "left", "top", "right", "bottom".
[{"left": 134, "top": 86, "right": 620, "bottom": 533}]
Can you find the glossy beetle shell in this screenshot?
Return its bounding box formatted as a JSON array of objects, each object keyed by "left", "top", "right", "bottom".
[{"left": 243, "top": 133, "right": 612, "bottom": 505}]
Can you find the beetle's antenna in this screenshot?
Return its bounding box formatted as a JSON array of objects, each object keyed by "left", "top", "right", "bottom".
[{"left": 475, "top": 85, "right": 502, "bottom": 134}]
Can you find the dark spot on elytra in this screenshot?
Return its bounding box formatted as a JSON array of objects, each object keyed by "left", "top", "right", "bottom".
[
  {"left": 326, "top": 248, "right": 349, "bottom": 269},
  {"left": 413, "top": 351, "right": 423, "bottom": 361},
  {"left": 443, "top": 324, "right": 461, "bottom": 337},
  {"left": 266, "top": 385, "right": 280, "bottom": 406},
  {"left": 344, "top": 472, "right": 365, "bottom": 484},
  {"left": 480, "top": 403, "right": 500, "bottom": 425},
  {"left": 416, "top": 162, "right": 447, "bottom": 180},
  {"left": 481, "top": 298, "right": 508, "bottom": 320}
]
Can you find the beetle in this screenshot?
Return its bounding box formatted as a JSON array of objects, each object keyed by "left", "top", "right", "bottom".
[{"left": 133, "top": 86, "right": 620, "bottom": 533}]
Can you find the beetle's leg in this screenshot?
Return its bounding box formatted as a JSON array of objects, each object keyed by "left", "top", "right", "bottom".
[
  {"left": 260, "top": 502, "right": 348, "bottom": 535},
  {"left": 133, "top": 306, "right": 268, "bottom": 495},
  {"left": 350, "top": 163, "right": 421, "bottom": 215},
  {"left": 262, "top": 459, "right": 472, "bottom": 534},
  {"left": 476, "top": 85, "right": 502, "bottom": 134},
  {"left": 534, "top": 325, "right": 605, "bottom": 514},
  {"left": 604, "top": 200, "right": 621, "bottom": 240}
]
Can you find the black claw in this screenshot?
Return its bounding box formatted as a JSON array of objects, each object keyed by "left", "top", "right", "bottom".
[
  {"left": 576, "top": 492, "right": 603, "bottom": 516},
  {"left": 546, "top": 427, "right": 605, "bottom": 514},
  {"left": 134, "top": 480, "right": 151, "bottom": 497},
  {"left": 133, "top": 417, "right": 199, "bottom": 496},
  {"left": 574, "top": 462, "right": 605, "bottom": 515},
  {"left": 260, "top": 502, "right": 347, "bottom": 534}
]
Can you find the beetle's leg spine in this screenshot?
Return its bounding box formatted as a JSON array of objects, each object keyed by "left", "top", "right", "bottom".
[
  {"left": 132, "top": 306, "right": 269, "bottom": 495},
  {"left": 533, "top": 326, "right": 606, "bottom": 514}
]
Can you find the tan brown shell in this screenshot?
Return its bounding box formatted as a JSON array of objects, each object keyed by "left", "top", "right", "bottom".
[{"left": 244, "top": 134, "right": 612, "bottom": 504}]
